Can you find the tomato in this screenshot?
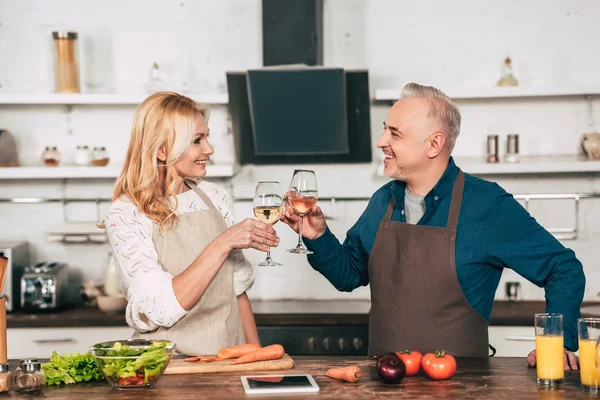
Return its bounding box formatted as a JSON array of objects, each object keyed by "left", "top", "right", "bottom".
[
  {"left": 421, "top": 351, "right": 457, "bottom": 380},
  {"left": 395, "top": 350, "right": 423, "bottom": 376}
]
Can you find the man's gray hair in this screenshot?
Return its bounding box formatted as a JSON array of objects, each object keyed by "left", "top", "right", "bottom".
[{"left": 400, "top": 83, "right": 461, "bottom": 153}]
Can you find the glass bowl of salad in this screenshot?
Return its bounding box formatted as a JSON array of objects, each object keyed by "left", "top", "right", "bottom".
[{"left": 90, "top": 339, "right": 175, "bottom": 389}]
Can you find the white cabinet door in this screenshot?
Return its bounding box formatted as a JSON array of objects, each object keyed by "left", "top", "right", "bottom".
[
  {"left": 8, "top": 327, "right": 134, "bottom": 359},
  {"left": 488, "top": 326, "right": 535, "bottom": 357}
]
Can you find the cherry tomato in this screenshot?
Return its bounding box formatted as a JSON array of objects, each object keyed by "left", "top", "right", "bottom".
[
  {"left": 395, "top": 350, "right": 423, "bottom": 376},
  {"left": 421, "top": 351, "right": 457, "bottom": 380}
]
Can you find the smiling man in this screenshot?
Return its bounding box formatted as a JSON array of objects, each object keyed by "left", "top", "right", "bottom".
[{"left": 281, "top": 83, "right": 585, "bottom": 368}]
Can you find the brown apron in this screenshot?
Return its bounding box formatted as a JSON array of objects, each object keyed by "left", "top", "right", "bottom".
[
  {"left": 368, "top": 170, "right": 489, "bottom": 357},
  {"left": 134, "top": 180, "right": 245, "bottom": 356}
]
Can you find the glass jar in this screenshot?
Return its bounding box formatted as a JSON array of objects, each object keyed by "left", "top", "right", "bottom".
[
  {"left": 52, "top": 31, "right": 80, "bottom": 93},
  {"left": 13, "top": 362, "right": 45, "bottom": 393},
  {"left": 0, "top": 363, "right": 12, "bottom": 393},
  {"left": 41, "top": 146, "right": 61, "bottom": 166},
  {"left": 73, "top": 145, "right": 94, "bottom": 166},
  {"left": 92, "top": 146, "right": 110, "bottom": 166}
]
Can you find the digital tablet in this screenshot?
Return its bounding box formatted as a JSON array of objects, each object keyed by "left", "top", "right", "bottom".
[{"left": 240, "top": 374, "right": 320, "bottom": 394}]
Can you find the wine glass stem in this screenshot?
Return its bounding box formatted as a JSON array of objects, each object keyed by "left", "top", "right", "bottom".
[
  {"left": 297, "top": 215, "right": 305, "bottom": 248},
  {"left": 265, "top": 248, "right": 272, "bottom": 262}
]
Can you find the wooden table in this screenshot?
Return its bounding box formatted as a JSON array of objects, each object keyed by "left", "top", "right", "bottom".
[{"left": 6, "top": 356, "right": 593, "bottom": 399}]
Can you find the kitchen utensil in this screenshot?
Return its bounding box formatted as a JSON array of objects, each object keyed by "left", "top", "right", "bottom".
[
  {"left": 96, "top": 295, "right": 126, "bottom": 313},
  {"left": 20, "top": 262, "right": 69, "bottom": 311},
  {"left": 164, "top": 354, "right": 295, "bottom": 375},
  {"left": 0, "top": 257, "right": 7, "bottom": 294},
  {"left": 90, "top": 339, "right": 174, "bottom": 389}
]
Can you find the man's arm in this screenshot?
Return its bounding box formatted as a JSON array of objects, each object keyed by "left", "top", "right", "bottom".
[{"left": 487, "top": 188, "right": 586, "bottom": 352}]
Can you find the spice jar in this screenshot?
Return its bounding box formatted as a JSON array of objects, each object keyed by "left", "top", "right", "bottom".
[
  {"left": 92, "top": 147, "right": 110, "bottom": 166},
  {"left": 52, "top": 31, "right": 80, "bottom": 93},
  {"left": 73, "top": 146, "right": 94, "bottom": 166},
  {"left": 14, "top": 362, "right": 45, "bottom": 392},
  {"left": 506, "top": 134, "right": 520, "bottom": 163},
  {"left": 41, "top": 146, "right": 61, "bottom": 166},
  {"left": 486, "top": 134, "right": 499, "bottom": 163},
  {"left": 0, "top": 363, "right": 11, "bottom": 393}
]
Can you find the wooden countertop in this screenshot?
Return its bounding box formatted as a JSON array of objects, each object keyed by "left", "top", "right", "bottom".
[
  {"left": 5, "top": 356, "right": 586, "bottom": 399},
  {"left": 7, "top": 300, "right": 600, "bottom": 328}
]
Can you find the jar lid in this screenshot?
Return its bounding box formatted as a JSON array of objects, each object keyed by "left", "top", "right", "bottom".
[
  {"left": 53, "top": 31, "right": 77, "bottom": 39},
  {"left": 18, "top": 358, "right": 39, "bottom": 365},
  {"left": 21, "top": 362, "right": 41, "bottom": 372},
  {"left": 0, "top": 363, "right": 9, "bottom": 372}
]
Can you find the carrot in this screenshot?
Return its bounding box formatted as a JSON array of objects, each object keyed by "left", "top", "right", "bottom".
[
  {"left": 184, "top": 357, "right": 200, "bottom": 362},
  {"left": 325, "top": 366, "right": 362, "bottom": 383},
  {"left": 232, "top": 344, "right": 285, "bottom": 365},
  {"left": 217, "top": 344, "right": 261, "bottom": 360}
]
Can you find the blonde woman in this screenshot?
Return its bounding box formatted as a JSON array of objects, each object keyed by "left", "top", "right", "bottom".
[{"left": 104, "top": 92, "right": 278, "bottom": 356}]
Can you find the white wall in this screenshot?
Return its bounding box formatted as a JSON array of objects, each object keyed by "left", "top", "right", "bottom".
[{"left": 0, "top": 0, "right": 599, "bottom": 303}]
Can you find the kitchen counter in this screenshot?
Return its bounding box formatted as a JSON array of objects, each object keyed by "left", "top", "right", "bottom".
[
  {"left": 5, "top": 356, "right": 585, "bottom": 399},
  {"left": 8, "top": 300, "right": 600, "bottom": 328}
]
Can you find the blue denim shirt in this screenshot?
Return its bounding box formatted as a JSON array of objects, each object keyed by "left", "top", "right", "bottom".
[{"left": 304, "top": 157, "right": 585, "bottom": 351}]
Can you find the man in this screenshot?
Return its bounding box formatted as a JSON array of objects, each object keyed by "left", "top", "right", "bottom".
[{"left": 281, "top": 83, "right": 584, "bottom": 368}]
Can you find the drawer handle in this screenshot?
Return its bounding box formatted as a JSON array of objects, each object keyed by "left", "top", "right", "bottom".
[
  {"left": 31, "top": 337, "right": 76, "bottom": 344},
  {"left": 505, "top": 335, "right": 535, "bottom": 341}
]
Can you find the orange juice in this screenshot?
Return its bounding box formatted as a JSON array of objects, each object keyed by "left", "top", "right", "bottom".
[
  {"left": 536, "top": 335, "right": 564, "bottom": 381},
  {"left": 579, "top": 338, "right": 599, "bottom": 390}
]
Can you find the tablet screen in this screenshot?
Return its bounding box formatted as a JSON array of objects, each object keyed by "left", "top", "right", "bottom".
[{"left": 247, "top": 375, "right": 312, "bottom": 389}]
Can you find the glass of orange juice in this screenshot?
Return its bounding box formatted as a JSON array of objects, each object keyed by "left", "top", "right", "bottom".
[
  {"left": 535, "top": 313, "right": 564, "bottom": 387},
  {"left": 578, "top": 318, "right": 600, "bottom": 393}
]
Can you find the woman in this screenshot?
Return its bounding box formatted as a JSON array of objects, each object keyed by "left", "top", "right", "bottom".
[{"left": 104, "top": 92, "right": 278, "bottom": 356}]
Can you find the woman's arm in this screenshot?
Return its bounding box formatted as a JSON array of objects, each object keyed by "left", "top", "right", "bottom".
[{"left": 237, "top": 292, "right": 260, "bottom": 345}]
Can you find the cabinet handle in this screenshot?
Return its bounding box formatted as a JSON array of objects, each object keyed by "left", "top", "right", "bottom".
[
  {"left": 31, "top": 337, "right": 75, "bottom": 344},
  {"left": 505, "top": 335, "right": 535, "bottom": 341}
]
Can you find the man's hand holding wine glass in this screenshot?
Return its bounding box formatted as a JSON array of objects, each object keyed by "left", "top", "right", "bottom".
[{"left": 280, "top": 196, "right": 327, "bottom": 240}]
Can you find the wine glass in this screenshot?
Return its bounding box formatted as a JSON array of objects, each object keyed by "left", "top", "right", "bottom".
[
  {"left": 286, "top": 169, "right": 318, "bottom": 254},
  {"left": 253, "top": 181, "right": 283, "bottom": 267}
]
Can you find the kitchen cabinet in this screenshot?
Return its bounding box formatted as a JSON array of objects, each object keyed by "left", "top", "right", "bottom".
[
  {"left": 7, "top": 326, "right": 134, "bottom": 359},
  {"left": 488, "top": 326, "right": 535, "bottom": 357}
]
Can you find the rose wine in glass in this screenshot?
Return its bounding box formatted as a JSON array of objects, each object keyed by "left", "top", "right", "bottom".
[
  {"left": 253, "top": 181, "right": 283, "bottom": 266},
  {"left": 286, "top": 169, "right": 318, "bottom": 255}
]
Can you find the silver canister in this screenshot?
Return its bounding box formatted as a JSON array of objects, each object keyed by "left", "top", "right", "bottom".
[
  {"left": 506, "top": 134, "right": 520, "bottom": 163},
  {"left": 486, "top": 134, "right": 499, "bottom": 163}
]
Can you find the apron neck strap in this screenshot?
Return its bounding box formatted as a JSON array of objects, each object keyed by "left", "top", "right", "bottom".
[
  {"left": 446, "top": 170, "right": 465, "bottom": 230},
  {"left": 384, "top": 196, "right": 396, "bottom": 220},
  {"left": 186, "top": 179, "right": 217, "bottom": 209}
]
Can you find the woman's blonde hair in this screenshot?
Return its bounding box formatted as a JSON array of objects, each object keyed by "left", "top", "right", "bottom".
[{"left": 112, "top": 91, "right": 210, "bottom": 229}]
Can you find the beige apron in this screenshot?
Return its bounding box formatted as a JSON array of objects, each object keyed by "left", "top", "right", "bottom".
[
  {"left": 134, "top": 180, "right": 245, "bottom": 356},
  {"left": 368, "top": 170, "right": 490, "bottom": 357}
]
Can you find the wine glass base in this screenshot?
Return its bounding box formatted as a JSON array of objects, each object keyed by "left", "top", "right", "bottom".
[
  {"left": 286, "top": 247, "right": 313, "bottom": 255},
  {"left": 257, "top": 260, "right": 282, "bottom": 267}
]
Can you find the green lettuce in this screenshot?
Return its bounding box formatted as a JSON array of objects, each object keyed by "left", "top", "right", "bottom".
[{"left": 42, "top": 351, "right": 104, "bottom": 385}]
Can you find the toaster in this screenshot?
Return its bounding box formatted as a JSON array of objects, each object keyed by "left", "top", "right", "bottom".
[
  {"left": 0, "top": 241, "right": 29, "bottom": 312},
  {"left": 20, "top": 262, "right": 69, "bottom": 311}
]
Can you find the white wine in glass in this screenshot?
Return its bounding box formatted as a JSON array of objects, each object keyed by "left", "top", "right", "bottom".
[
  {"left": 253, "top": 181, "right": 283, "bottom": 266},
  {"left": 286, "top": 169, "right": 318, "bottom": 255}
]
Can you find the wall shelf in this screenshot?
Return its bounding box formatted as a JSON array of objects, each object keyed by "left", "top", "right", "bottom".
[
  {"left": 376, "top": 156, "right": 600, "bottom": 176},
  {"left": 374, "top": 84, "right": 600, "bottom": 101},
  {"left": 0, "top": 93, "right": 229, "bottom": 105},
  {"left": 0, "top": 164, "right": 239, "bottom": 179}
]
